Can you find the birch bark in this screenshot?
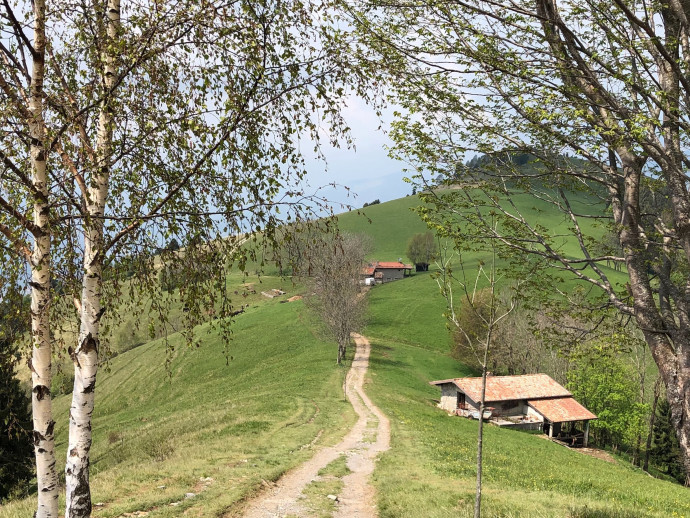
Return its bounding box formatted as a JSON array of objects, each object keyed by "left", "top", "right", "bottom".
[
  {"left": 64, "top": 0, "right": 120, "bottom": 514},
  {"left": 28, "top": 0, "right": 59, "bottom": 515}
]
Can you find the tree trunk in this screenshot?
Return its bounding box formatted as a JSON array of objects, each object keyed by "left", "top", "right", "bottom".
[
  {"left": 30, "top": 248, "right": 57, "bottom": 518},
  {"left": 606, "top": 155, "right": 690, "bottom": 483},
  {"left": 475, "top": 330, "right": 491, "bottom": 518},
  {"left": 643, "top": 377, "right": 661, "bottom": 472},
  {"left": 28, "top": 0, "right": 58, "bottom": 515},
  {"left": 64, "top": 0, "right": 119, "bottom": 514},
  {"left": 475, "top": 361, "right": 488, "bottom": 518},
  {"left": 64, "top": 241, "right": 102, "bottom": 516},
  {"left": 337, "top": 339, "right": 346, "bottom": 364}
]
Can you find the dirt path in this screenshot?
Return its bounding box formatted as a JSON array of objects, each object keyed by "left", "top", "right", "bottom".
[{"left": 241, "top": 334, "right": 390, "bottom": 518}]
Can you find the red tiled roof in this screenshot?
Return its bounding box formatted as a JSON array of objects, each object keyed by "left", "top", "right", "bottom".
[
  {"left": 430, "top": 374, "right": 571, "bottom": 402},
  {"left": 362, "top": 267, "right": 375, "bottom": 276},
  {"left": 376, "top": 261, "right": 413, "bottom": 269},
  {"left": 528, "top": 397, "right": 597, "bottom": 423}
]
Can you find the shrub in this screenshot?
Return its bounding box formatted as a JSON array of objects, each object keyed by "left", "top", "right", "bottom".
[{"left": 0, "top": 345, "right": 33, "bottom": 501}]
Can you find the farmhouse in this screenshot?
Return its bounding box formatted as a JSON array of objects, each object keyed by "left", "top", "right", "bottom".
[
  {"left": 430, "top": 373, "right": 597, "bottom": 446},
  {"left": 362, "top": 260, "right": 413, "bottom": 283}
]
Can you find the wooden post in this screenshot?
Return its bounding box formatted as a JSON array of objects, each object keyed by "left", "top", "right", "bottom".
[
  {"left": 548, "top": 421, "right": 553, "bottom": 438},
  {"left": 583, "top": 421, "right": 590, "bottom": 447}
]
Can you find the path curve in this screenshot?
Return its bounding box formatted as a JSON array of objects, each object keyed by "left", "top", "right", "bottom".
[{"left": 241, "top": 334, "right": 390, "bottom": 518}]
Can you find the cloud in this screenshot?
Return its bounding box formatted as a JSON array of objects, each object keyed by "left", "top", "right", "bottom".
[{"left": 303, "top": 96, "right": 410, "bottom": 207}]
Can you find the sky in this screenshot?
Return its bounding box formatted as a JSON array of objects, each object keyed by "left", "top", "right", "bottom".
[{"left": 300, "top": 96, "right": 414, "bottom": 213}]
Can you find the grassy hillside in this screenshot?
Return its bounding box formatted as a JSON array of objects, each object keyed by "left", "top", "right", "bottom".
[
  {"left": 337, "top": 195, "right": 430, "bottom": 261},
  {"left": 365, "top": 271, "right": 452, "bottom": 353},
  {"left": 364, "top": 278, "right": 690, "bottom": 518},
  {"left": 7, "top": 193, "right": 684, "bottom": 517},
  {"left": 3, "top": 298, "right": 355, "bottom": 518},
  {"left": 338, "top": 190, "right": 628, "bottom": 297}
]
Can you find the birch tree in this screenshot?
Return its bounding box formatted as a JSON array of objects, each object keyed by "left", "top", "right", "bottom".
[
  {"left": 0, "top": 1, "right": 370, "bottom": 515},
  {"left": 354, "top": 0, "right": 690, "bottom": 483},
  {"left": 0, "top": 0, "right": 57, "bottom": 511}
]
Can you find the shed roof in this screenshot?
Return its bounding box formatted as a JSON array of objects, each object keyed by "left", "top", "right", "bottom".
[
  {"left": 528, "top": 397, "right": 597, "bottom": 423},
  {"left": 429, "top": 374, "right": 572, "bottom": 402},
  {"left": 362, "top": 266, "right": 376, "bottom": 276},
  {"left": 376, "top": 261, "right": 413, "bottom": 269}
]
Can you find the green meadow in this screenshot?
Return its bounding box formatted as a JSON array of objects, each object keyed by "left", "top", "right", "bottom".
[
  {"left": 5, "top": 193, "right": 689, "bottom": 517},
  {"left": 3, "top": 298, "right": 356, "bottom": 518},
  {"left": 337, "top": 195, "right": 430, "bottom": 261},
  {"left": 364, "top": 277, "right": 690, "bottom": 517}
]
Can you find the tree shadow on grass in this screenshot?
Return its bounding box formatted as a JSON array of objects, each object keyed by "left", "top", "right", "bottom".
[{"left": 368, "top": 355, "right": 408, "bottom": 369}]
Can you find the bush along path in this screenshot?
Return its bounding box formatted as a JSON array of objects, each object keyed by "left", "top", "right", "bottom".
[{"left": 241, "top": 334, "right": 390, "bottom": 518}]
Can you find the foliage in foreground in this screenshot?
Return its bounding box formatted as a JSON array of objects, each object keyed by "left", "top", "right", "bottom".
[{"left": 0, "top": 298, "right": 33, "bottom": 501}]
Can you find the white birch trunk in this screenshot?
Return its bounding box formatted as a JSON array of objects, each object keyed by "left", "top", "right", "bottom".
[
  {"left": 64, "top": 0, "right": 120, "bottom": 515},
  {"left": 28, "top": 0, "right": 59, "bottom": 515},
  {"left": 63, "top": 227, "right": 102, "bottom": 516},
  {"left": 30, "top": 182, "right": 58, "bottom": 518}
]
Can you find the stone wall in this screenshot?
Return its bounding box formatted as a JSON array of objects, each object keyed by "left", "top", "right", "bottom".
[{"left": 439, "top": 383, "right": 459, "bottom": 412}]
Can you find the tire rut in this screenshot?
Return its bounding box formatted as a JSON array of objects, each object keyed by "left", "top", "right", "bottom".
[{"left": 240, "top": 334, "right": 390, "bottom": 518}]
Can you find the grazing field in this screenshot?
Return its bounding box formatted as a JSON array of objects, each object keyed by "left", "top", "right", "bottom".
[
  {"left": 364, "top": 278, "right": 690, "bottom": 518},
  {"left": 2, "top": 299, "right": 355, "bottom": 518},
  {"left": 337, "top": 195, "right": 430, "bottom": 261},
  {"left": 338, "top": 190, "right": 628, "bottom": 296},
  {"left": 365, "top": 271, "right": 451, "bottom": 353},
  {"left": 7, "top": 193, "right": 686, "bottom": 517}
]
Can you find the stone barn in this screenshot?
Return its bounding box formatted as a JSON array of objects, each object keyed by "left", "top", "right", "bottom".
[{"left": 430, "top": 373, "right": 597, "bottom": 446}]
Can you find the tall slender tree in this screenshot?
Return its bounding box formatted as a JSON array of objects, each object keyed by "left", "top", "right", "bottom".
[
  {"left": 0, "top": 1, "right": 372, "bottom": 515},
  {"left": 303, "top": 232, "right": 370, "bottom": 364}
]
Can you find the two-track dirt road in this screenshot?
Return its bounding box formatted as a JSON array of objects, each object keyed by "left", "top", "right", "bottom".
[{"left": 241, "top": 334, "right": 390, "bottom": 518}]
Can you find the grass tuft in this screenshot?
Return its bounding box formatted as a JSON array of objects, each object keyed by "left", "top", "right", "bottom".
[{"left": 317, "top": 455, "right": 351, "bottom": 478}]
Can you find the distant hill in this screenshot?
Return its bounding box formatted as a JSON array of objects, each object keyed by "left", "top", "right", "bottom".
[
  {"left": 337, "top": 188, "right": 626, "bottom": 293},
  {"left": 337, "top": 195, "right": 430, "bottom": 261}
]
